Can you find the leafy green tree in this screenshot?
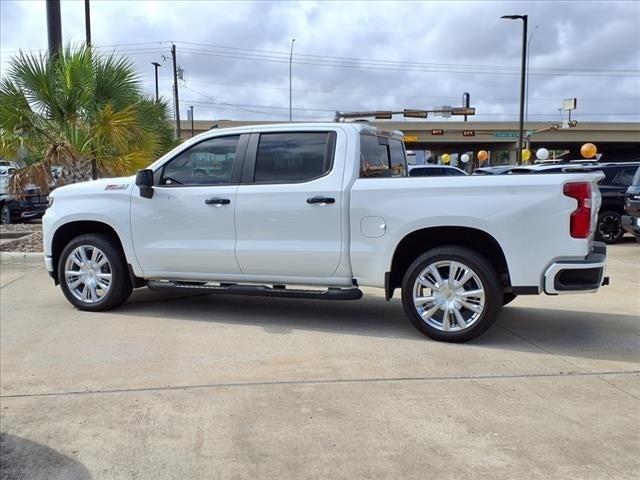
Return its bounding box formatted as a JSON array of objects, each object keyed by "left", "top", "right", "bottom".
[{"left": 0, "top": 45, "right": 176, "bottom": 194}]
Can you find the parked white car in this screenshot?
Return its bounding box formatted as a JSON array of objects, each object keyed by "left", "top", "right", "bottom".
[{"left": 43, "top": 122, "right": 608, "bottom": 342}]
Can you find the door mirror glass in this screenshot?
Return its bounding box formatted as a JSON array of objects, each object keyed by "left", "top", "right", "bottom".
[{"left": 136, "top": 169, "right": 154, "bottom": 198}]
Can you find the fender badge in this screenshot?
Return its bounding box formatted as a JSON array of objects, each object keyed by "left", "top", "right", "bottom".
[{"left": 105, "top": 184, "right": 128, "bottom": 190}]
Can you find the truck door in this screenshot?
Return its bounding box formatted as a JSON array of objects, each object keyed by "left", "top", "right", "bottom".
[
  {"left": 130, "top": 134, "right": 247, "bottom": 277},
  {"left": 234, "top": 130, "right": 343, "bottom": 277}
]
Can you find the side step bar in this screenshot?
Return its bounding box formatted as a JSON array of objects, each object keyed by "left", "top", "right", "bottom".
[{"left": 147, "top": 280, "right": 363, "bottom": 300}]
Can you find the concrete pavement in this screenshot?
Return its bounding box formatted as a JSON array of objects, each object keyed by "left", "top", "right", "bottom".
[{"left": 1, "top": 240, "right": 639, "bottom": 479}]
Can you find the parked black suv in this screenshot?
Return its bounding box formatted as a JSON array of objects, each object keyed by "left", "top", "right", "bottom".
[
  {"left": 0, "top": 177, "right": 49, "bottom": 224},
  {"left": 590, "top": 163, "right": 640, "bottom": 243},
  {"left": 622, "top": 166, "right": 640, "bottom": 243}
]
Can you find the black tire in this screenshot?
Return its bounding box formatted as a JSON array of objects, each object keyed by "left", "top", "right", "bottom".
[
  {"left": 1, "top": 204, "right": 12, "bottom": 225},
  {"left": 502, "top": 293, "right": 517, "bottom": 306},
  {"left": 401, "top": 246, "right": 503, "bottom": 343},
  {"left": 596, "top": 210, "right": 624, "bottom": 244},
  {"left": 58, "top": 233, "right": 132, "bottom": 311}
]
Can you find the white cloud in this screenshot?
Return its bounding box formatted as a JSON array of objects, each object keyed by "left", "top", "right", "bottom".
[{"left": 1, "top": 0, "right": 639, "bottom": 122}]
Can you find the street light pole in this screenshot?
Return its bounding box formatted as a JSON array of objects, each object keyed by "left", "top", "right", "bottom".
[
  {"left": 289, "top": 38, "right": 295, "bottom": 122},
  {"left": 151, "top": 62, "right": 161, "bottom": 101},
  {"left": 84, "top": 0, "right": 91, "bottom": 46},
  {"left": 525, "top": 25, "right": 539, "bottom": 123},
  {"left": 501, "top": 14, "right": 528, "bottom": 165},
  {"left": 46, "top": 0, "right": 62, "bottom": 58}
]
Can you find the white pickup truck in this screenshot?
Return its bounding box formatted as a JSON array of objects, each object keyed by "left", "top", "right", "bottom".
[{"left": 43, "top": 122, "right": 608, "bottom": 342}]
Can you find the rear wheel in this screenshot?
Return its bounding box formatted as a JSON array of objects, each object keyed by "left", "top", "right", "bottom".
[
  {"left": 58, "top": 234, "right": 132, "bottom": 311},
  {"left": 596, "top": 211, "right": 623, "bottom": 244},
  {"left": 401, "top": 246, "right": 503, "bottom": 342}
]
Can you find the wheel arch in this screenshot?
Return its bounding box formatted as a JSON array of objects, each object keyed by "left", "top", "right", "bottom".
[
  {"left": 387, "top": 226, "right": 510, "bottom": 300},
  {"left": 51, "top": 221, "right": 129, "bottom": 282}
]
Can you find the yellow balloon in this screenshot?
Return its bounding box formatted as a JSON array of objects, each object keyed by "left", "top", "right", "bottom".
[
  {"left": 441, "top": 153, "right": 451, "bottom": 164},
  {"left": 522, "top": 149, "right": 531, "bottom": 162},
  {"left": 477, "top": 150, "right": 489, "bottom": 162},
  {"left": 580, "top": 143, "right": 597, "bottom": 159}
]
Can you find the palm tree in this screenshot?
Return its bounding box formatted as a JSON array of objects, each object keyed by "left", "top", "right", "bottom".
[{"left": 0, "top": 45, "right": 175, "bottom": 195}]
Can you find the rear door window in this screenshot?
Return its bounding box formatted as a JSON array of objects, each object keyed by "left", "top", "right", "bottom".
[
  {"left": 360, "top": 135, "right": 407, "bottom": 178},
  {"left": 253, "top": 132, "right": 332, "bottom": 183},
  {"left": 611, "top": 167, "right": 637, "bottom": 187}
]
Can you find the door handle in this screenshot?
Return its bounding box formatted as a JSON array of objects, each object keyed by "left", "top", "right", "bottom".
[
  {"left": 307, "top": 196, "right": 335, "bottom": 205},
  {"left": 205, "top": 197, "right": 231, "bottom": 206}
]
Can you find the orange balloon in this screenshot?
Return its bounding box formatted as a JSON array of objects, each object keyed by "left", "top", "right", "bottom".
[
  {"left": 580, "top": 143, "right": 597, "bottom": 159},
  {"left": 477, "top": 150, "right": 489, "bottom": 162}
]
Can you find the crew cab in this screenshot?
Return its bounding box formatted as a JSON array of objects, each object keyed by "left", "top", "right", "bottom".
[{"left": 43, "top": 123, "right": 608, "bottom": 342}]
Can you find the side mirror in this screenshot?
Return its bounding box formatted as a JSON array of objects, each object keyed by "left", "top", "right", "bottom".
[{"left": 135, "top": 169, "right": 154, "bottom": 199}]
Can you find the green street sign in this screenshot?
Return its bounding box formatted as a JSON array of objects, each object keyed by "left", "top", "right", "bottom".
[{"left": 495, "top": 130, "right": 535, "bottom": 138}]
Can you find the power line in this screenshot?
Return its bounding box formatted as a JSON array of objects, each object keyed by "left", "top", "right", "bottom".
[
  {"left": 185, "top": 79, "right": 640, "bottom": 103},
  {"left": 176, "top": 47, "right": 640, "bottom": 78},
  {"left": 176, "top": 41, "right": 640, "bottom": 74}
]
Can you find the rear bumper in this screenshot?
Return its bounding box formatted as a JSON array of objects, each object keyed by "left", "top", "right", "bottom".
[
  {"left": 544, "top": 242, "right": 607, "bottom": 295},
  {"left": 622, "top": 215, "right": 640, "bottom": 237}
]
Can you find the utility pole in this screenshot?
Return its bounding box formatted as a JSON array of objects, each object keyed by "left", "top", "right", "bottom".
[
  {"left": 84, "top": 0, "right": 91, "bottom": 46},
  {"left": 289, "top": 38, "right": 295, "bottom": 122},
  {"left": 189, "top": 105, "right": 194, "bottom": 137},
  {"left": 46, "top": 0, "right": 62, "bottom": 58},
  {"left": 501, "top": 14, "right": 528, "bottom": 164},
  {"left": 171, "top": 44, "right": 181, "bottom": 139},
  {"left": 152, "top": 62, "right": 161, "bottom": 101}
]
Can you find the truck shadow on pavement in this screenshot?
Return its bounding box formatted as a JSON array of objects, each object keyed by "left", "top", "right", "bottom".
[
  {"left": 116, "top": 289, "right": 640, "bottom": 365},
  {"left": 0, "top": 433, "right": 92, "bottom": 480}
]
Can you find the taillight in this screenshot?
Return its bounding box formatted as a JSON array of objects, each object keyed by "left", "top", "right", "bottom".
[{"left": 563, "top": 182, "right": 592, "bottom": 238}]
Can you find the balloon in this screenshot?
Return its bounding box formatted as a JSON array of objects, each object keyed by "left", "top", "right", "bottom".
[
  {"left": 536, "top": 148, "right": 550, "bottom": 161},
  {"left": 460, "top": 154, "right": 470, "bottom": 163},
  {"left": 441, "top": 153, "right": 451, "bottom": 164},
  {"left": 477, "top": 150, "right": 489, "bottom": 162},
  {"left": 581, "top": 143, "right": 597, "bottom": 159},
  {"left": 522, "top": 149, "right": 531, "bottom": 162}
]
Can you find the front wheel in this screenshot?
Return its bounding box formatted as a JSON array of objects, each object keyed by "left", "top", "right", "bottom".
[
  {"left": 58, "top": 233, "right": 132, "bottom": 311},
  {"left": 401, "top": 246, "right": 503, "bottom": 342},
  {"left": 1, "top": 204, "right": 12, "bottom": 225}
]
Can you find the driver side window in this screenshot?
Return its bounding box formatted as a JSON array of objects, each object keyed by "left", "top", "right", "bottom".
[{"left": 161, "top": 135, "right": 240, "bottom": 186}]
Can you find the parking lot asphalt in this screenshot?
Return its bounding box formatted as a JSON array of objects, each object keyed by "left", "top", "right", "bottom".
[{"left": 1, "top": 241, "right": 639, "bottom": 480}]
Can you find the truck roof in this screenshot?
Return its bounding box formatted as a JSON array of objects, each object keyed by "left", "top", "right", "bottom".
[{"left": 208, "top": 122, "right": 404, "bottom": 139}]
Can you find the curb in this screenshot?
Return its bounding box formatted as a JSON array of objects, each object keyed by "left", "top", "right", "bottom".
[{"left": 0, "top": 252, "right": 43, "bottom": 265}]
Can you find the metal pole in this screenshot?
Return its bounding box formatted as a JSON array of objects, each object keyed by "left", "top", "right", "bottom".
[
  {"left": 152, "top": 62, "right": 161, "bottom": 101},
  {"left": 84, "top": 0, "right": 98, "bottom": 179},
  {"left": 525, "top": 26, "right": 539, "bottom": 123},
  {"left": 46, "top": 0, "right": 62, "bottom": 58},
  {"left": 84, "top": 0, "right": 91, "bottom": 46},
  {"left": 289, "top": 38, "right": 295, "bottom": 122},
  {"left": 171, "top": 44, "right": 181, "bottom": 139},
  {"left": 462, "top": 92, "right": 470, "bottom": 122},
  {"left": 190, "top": 106, "right": 194, "bottom": 137},
  {"left": 517, "top": 16, "right": 528, "bottom": 164}
]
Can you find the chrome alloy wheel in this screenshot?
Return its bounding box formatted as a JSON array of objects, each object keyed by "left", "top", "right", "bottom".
[
  {"left": 64, "top": 245, "right": 112, "bottom": 304},
  {"left": 412, "top": 260, "right": 486, "bottom": 332}
]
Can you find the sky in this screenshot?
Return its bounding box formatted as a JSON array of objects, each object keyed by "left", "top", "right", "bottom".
[{"left": 1, "top": 0, "right": 639, "bottom": 123}]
